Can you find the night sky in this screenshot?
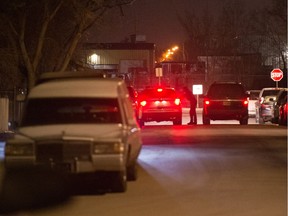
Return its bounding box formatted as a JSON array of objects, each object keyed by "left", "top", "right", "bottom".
[{"left": 92, "top": 0, "right": 272, "bottom": 49}]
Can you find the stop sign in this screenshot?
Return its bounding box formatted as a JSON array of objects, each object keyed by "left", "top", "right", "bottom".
[{"left": 271, "top": 68, "right": 283, "bottom": 82}]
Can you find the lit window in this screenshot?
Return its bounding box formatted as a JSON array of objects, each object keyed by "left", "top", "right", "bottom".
[{"left": 89, "top": 53, "right": 100, "bottom": 65}]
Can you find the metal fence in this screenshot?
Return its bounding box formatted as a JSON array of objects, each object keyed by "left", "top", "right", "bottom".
[{"left": 0, "top": 88, "right": 26, "bottom": 132}]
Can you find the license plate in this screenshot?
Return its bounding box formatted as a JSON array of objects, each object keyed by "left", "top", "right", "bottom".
[{"left": 223, "top": 101, "right": 231, "bottom": 106}]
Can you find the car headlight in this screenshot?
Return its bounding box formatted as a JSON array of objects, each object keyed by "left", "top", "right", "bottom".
[
  {"left": 5, "top": 143, "right": 34, "bottom": 156},
  {"left": 93, "top": 142, "right": 125, "bottom": 154}
]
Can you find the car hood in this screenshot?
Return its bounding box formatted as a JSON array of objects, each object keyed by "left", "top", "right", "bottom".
[{"left": 16, "top": 124, "right": 127, "bottom": 142}]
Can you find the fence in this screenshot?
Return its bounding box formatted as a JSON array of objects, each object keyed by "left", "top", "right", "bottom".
[{"left": 0, "top": 89, "right": 26, "bottom": 132}]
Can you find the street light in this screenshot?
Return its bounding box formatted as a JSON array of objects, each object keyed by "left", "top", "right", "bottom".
[{"left": 161, "top": 45, "right": 179, "bottom": 62}]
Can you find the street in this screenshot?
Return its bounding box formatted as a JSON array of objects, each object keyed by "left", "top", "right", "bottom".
[{"left": 19, "top": 115, "right": 287, "bottom": 216}]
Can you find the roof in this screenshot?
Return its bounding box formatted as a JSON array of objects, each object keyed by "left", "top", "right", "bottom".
[
  {"left": 83, "top": 43, "right": 155, "bottom": 50},
  {"left": 37, "top": 71, "right": 107, "bottom": 85},
  {"left": 30, "top": 78, "right": 126, "bottom": 98}
]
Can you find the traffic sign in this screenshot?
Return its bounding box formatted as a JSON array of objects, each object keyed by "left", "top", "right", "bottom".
[{"left": 271, "top": 68, "right": 283, "bottom": 82}]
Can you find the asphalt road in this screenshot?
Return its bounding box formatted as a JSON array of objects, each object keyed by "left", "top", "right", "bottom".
[{"left": 20, "top": 121, "right": 287, "bottom": 216}]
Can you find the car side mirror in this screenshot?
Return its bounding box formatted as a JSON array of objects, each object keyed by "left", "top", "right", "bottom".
[{"left": 0, "top": 165, "right": 72, "bottom": 214}]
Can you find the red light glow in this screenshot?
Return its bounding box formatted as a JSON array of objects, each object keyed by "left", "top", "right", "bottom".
[
  {"left": 157, "top": 88, "right": 163, "bottom": 92},
  {"left": 205, "top": 100, "right": 210, "bottom": 105}
]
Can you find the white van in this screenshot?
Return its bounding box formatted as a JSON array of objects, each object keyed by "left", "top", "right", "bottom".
[{"left": 5, "top": 74, "right": 142, "bottom": 192}]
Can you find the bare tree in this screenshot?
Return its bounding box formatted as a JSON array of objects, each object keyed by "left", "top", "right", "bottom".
[
  {"left": 178, "top": 8, "right": 214, "bottom": 61},
  {"left": 263, "top": 0, "right": 287, "bottom": 71},
  {"left": 0, "top": 0, "right": 135, "bottom": 90}
]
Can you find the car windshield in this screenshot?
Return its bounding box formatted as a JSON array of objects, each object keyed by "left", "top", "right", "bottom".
[
  {"left": 207, "top": 84, "right": 245, "bottom": 99},
  {"left": 21, "top": 98, "right": 122, "bottom": 126}
]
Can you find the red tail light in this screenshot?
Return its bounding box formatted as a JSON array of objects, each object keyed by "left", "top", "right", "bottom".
[
  {"left": 243, "top": 100, "right": 248, "bottom": 106},
  {"left": 157, "top": 88, "right": 163, "bottom": 92},
  {"left": 174, "top": 98, "right": 181, "bottom": 105}
]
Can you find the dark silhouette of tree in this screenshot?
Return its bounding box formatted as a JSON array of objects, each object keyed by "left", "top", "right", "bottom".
[{"left": 0, "top": 0, "right": 135, "bottom": 90}]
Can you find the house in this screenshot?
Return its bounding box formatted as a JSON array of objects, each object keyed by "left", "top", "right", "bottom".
[{"left": 81, "top": 41, "right": 155, "bottom": 90}]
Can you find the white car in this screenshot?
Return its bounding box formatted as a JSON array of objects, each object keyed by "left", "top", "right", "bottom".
[
  {"left": 5, "top": 74, "right": 142, "bottom": 192},
  {"left": 255, "top": 87, "right": 287, "bottom": 124},
  {"left": 246, "top": 90, "right": 261, "bottom": 117}
]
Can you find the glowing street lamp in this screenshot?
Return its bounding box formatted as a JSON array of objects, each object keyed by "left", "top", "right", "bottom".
[{"left": 161, "top": 45, "right": 179, "bottom": 62}]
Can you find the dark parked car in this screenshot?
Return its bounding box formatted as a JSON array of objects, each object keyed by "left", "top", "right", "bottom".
[
  {"left": 272, "top": 89, "right": 288, "bottom": 125},
  {"left": 137, "top": 87, "right": 182, "bottom": 127},
  {"left": 278, "top": 95, "right": 287, "bottom": 126},
  {"left": 202, "top": 82, "right": 249, "bottom": 125}
]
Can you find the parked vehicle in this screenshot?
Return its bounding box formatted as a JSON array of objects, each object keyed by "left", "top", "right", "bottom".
[
  {"left": 202, "top": 82, "right": 249, "bottom": 125},
  {"left": 278, "top": 94, "right": 287, "bottom": 126},
  {"left": 5, "top": 73, "right": 142, "bottom": 193},
  {"left": 137, "top": 87, "right": 182, "bottom": 127},
  {"left": 127, "top": 86, "right": 139, "bottom": 118},
  {"left": 255, "top": 87, "right": 287, "bottom": 124},
  {"left": 271, "top": 89, "right": 288, "bottom": 125},
  {"left": 246, "top": 90, "right": 261, "bottom": 117}
]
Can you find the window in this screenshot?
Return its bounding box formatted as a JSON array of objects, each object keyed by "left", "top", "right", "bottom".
[{"left": 21, "top": 98, "right": 122, "bottom": 126}]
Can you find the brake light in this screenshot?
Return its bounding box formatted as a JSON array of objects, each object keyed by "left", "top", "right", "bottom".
[
  {"left": 174, "top": 98, "right": 181, "bottom": 105},
  {"left": 157, "top": 88, "right": 163, "bottom": 92},
  {"left": 140, "top": 100, "right": 147, "bottom": 106}
]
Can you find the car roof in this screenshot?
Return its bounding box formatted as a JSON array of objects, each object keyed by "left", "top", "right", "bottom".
[
  {"left": 36, "top": 71, "right": 107, "bottom": 84},
  {"left": 29, "top": 78, "right": 126, "bottom": 98},
  {"left": 261, "top": 87, "right": 288, "bottom": 91},
  {"left": 212, "top": 81, "right": 240, "bottom": 84}
]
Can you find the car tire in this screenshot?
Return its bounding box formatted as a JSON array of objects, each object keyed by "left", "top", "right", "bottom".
[
  {"left": 240, "top": 118, "right": 248, "bottom": 125},
  {"left": 173, "top": 117, "right": 182, "bottom": 125},
  {"left": 271, "top": 117, "right": 278, "bottom": 124},
  {"left": 202, "top": 115, "right": 210, "bottom": 125},
  {"left": 127, "top": 163, "right": 137, "bottom": 181},
  {"left": 279, "top": 112, "right": 287, "bottom": 126},
  {"left": 110, "top": 171, "right": 127, "bottom": 193}
]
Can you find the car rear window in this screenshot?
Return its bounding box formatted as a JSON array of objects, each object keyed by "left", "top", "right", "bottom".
[
  {"left": 207, "top": 84, "right": 245, "bottom": 99},
  {"left": 262, "top": 90, "right": 281, "bottom": 97},
  {"left": 21, "top": 98, "right": 122, "bottom": 126}
]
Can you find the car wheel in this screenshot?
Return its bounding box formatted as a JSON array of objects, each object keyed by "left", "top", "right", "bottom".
[
  {"left": 271, "top": 117, "right": 278, "bottom": 124},
  {"left": 202, "top": 115, "right": 210, "bottom": 125},
  {"left": 173, "top": 117, "right": 182, "bottom": 125},
  {"left": 110, "top": 171, "right": 127, "bottom": 193},
  {"left": 127, "top": 163, "right": 137, "bottom": 181},
  {"left": 240, "top": 118, "right": 248, "bottom": 125},
  {"left": 279, "top": 112, "right": 286, "bottom": 126}
]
